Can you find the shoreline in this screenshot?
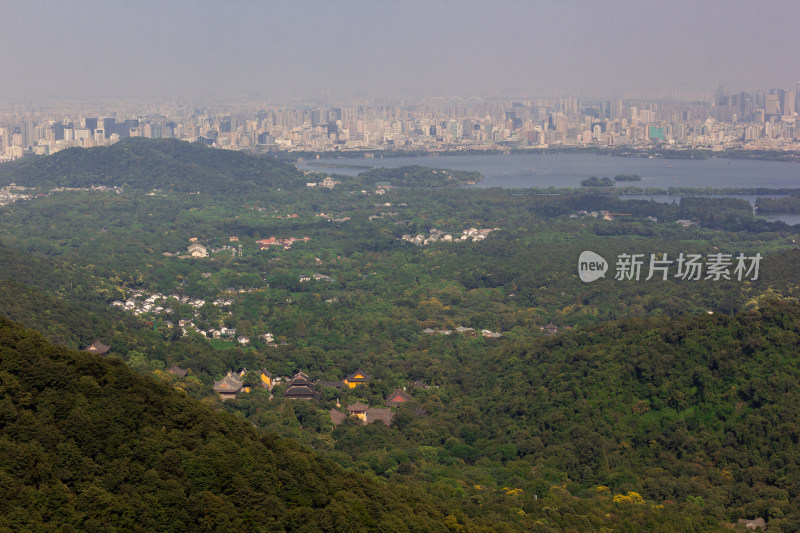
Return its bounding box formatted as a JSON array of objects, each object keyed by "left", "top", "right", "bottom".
[{"left": 288, "top": 146, "right": 800, "bottom": 164}]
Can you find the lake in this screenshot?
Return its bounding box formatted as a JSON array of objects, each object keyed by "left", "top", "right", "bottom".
[
  {"left": 298, "top": 152, "right": 800, "bottom": 224},
  {"left": 299, "top": 152, "right": 800, "bottom": 190}
]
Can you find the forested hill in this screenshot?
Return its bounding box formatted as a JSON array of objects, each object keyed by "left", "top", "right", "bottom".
[
  {"left": 0, "top": 138, "right": 304, "bottom": 193},
  {"left": 356, "top": 165, "right": 482, "bottom": 188},
  {"left": 0, "top": 317, "right": 447, "bottom": 532},
  {"left": 472, "top": 297, "right": 800, "bottom": 528}
]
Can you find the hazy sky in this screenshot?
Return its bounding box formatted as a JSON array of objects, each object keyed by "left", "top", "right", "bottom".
[{"left": 2, "top": 0, "right": 798, "bottom": 102}]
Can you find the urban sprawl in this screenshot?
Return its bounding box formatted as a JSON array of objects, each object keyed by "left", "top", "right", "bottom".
[{"left": 1, "top": 86, "right": 799, "bottom": 161}]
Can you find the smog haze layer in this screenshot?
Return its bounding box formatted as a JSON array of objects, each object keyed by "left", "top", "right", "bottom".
[{"left": 2, "top": 0, "right": 798, "bottom": 103}]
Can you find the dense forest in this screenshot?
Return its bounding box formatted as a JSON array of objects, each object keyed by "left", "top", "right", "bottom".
[
  {"left": 0, "top": 137, "right": 305, "bottom": 193},
  {"left": 355, "top": 166, "right": 482, "bottom": 188},
  {"left": 0, "top": 317, "right": 448, "bottom": 532},
  {"left": 1, "top": 138, "right": 799, "bottom": 530},
  {"left": 757, "top": 196, "right": 800, "bottom": 214}
]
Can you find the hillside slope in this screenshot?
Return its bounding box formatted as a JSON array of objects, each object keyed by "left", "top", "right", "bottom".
[
  {"left": 0, "top": 138, "right": 304, "bottom": 193},
  {"left": 470, "top": 297, "right": 800, "bottom": 527},
  {"left": 0, "top": 316, "right": 447, "bottom": 532}
]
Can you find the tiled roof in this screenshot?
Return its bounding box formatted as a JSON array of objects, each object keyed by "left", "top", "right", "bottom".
[
  {"left": 347, "top": 402, "right": 369, "bottom": 413},
  {"left": 329, "top": 409, "right": 347, "bottom": 426},
  {"left": 168, "top": 365, "right": 187, "bottom": 378},
  {"left": 213, "top": 373, "right": 243, "bottom": 393},
  {"left": 385, "top": 388, "right": 412, "bottom": 406},
  {"left": 345, "top": 369, "right": 371, "bottom": 382},
  {"left": 86, "top": 341, "right": 111, "bottom": 355},
  {"left": 284, "top": 384, "right": 317, "bottom": 398},
  {"left": 290, "top": 371, "right": 311, "bottom": 384},
  {"left": 366, "top": 408, "right": 394, "bottom": 426}
]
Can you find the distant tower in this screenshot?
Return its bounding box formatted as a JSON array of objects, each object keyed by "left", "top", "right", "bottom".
[
  {"left": 796, "top": 81, "right": 800, "bottom": 113},
  {"left": 783, "top": 90, "right": 795, "bottom": 117},
  {"left": 765, "top": 93, "right": 782, "bottom": 117},
  {"left": 756, "top": 90, "right": 765, "bottom": 108},
  {"left": 610, "top": 98, "right": 623, "bottom": 120}
]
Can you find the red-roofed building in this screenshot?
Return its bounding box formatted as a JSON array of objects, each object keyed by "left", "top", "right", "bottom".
[{"left": 385, "top": 388, "right": 412, "bottom": 407}]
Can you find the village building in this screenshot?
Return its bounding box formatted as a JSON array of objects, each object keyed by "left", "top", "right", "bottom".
[
  {"left": 366, "top": 408, "right": 394, "bottom": 425},
  {"left": 167, "top": 365, "right": 188, "bottom": 378},
  {"left": 283, "top": 371, "right": 320, "bottom": 400},
  {"left": 330, "top": 402, "right": 395, "bottom": 427},
  {"left": 187, "top": 243, "right": 208, "bottom": 258},
  {"left": 329, "top": 408, "right": 347, "bottom": 426},
  {"left": 346, "top": 401, "right": 369, "bottom": 423},
  {"left": 257, "top": 236, "right": 310, "bottom": 250},
  {"left": 85, "top": 340, "right": 111, "bottom": 356},
  {"left": 736, "top": 518, "right": 766, "bottom": 531},
  {"left": 541, "top": 323, "right": 559, "bottom": 336},
  {"left": 214, "top": 372, "right": 243, "bottom": 401},
  {"left": 385, "top": 388, "right": 413, "bottom": 407},
  {"left": 344, "top": 369, "right": 371, "bottom": 389}
]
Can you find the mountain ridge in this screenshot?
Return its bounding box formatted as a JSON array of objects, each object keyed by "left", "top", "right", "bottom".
[{"left": 0, "top": 138, "right": 305, "bottom": 193}]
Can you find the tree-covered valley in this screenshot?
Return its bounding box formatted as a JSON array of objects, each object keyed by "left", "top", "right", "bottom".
[{"left": 1, "top": 138, "right": 800, "bottom": 531}]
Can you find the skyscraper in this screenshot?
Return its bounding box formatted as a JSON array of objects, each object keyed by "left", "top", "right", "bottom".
[
  {"left": 783, "top": 91, "right": 795, "bottom": 117},
  {"left": 796, "top": 82, "right": 800, "bottom": 114},
  {"left": 103, "top": 118, "right": 116, "bottom": 139},
  {"left": 765, "top": 93, "right": 782, "bottom": 116}
]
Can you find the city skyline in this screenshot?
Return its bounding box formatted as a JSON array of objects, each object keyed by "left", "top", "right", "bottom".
[
  {"left": 2, "top": 0, "right": 799, "bottom": 103},
  {"left": 2, "top": 85, "right": 798, "bottom": 162}
]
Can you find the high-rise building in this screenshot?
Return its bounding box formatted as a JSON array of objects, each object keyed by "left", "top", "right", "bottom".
[
  {"left": 740, "top": 93, "right": 753, "bottom": 120},
  {"left": 610, "top": 98, "right": 623, "bottom": 120},
  {"left": 796, "top": 82, "right": 800, "bottom": 113},
  {"left": 765, "top": 94, "right": 782, "bottom": 116},
  {"left": 52, "top": 122, "right": 65, "bottom": 141},
  {"left": 103, "top": 118, "right": 116, "bottom": 139},
  {"left": 446, "top": 119, "right": 460, "bottom": 140},
  {"left": 782, "top": 91, "right": 795, "bottom": 117}
]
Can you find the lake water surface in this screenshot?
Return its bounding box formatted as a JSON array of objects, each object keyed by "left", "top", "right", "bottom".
[
  {"left": 299, "top": 152, "right": 800, "bottom": 224},
  {"left": 300, "top": 152, "right": 800, "bottom": 190}
]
